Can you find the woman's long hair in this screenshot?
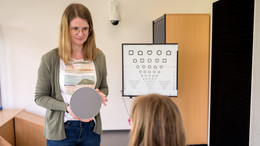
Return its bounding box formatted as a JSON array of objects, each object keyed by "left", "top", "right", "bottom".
[
  {"left": 58, "top": 3, "right": 97, "bottom": 63},
  {"left": 129, "top": 94, "right": 186, "bottom": 146}
]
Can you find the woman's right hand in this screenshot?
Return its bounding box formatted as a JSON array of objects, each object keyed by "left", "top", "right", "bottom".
[
  {"left": 66, "top": 105, "right": 93, "bottom": 122},
  {"left": 66, "top": 105, "right": 80, "bottom": 120}
]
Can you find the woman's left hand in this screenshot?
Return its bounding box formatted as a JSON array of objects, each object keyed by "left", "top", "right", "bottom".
[
  {"left": 96, "top": 89, "right": 108, "bottom": 106},
  {"left": 79, "top": 118, "right": 93, "bottom": 122}
]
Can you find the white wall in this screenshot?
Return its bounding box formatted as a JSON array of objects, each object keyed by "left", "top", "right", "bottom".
[
  {"left": 250, "top": 0, "right": 260, "bottom": 145},
  {"left": 0, "top": 0, "right": 211, "bottom": 130}
]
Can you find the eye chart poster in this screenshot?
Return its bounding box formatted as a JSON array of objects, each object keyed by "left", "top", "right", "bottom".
[{"left": 122, "top": 44, "right": 178, "bottom": 97}]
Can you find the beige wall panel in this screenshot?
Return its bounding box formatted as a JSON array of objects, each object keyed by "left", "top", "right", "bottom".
[{"left": 165, "top": 14, "right": 210, "bottom": 145}]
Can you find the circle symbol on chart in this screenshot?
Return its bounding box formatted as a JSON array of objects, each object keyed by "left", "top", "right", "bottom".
[
  {"left": 162, "top": 58, "right": 167, "bottom": 63},
  {"left": 155, "top": 58, "right": 159, "bottom": 63},
  {"left": 160, "top": 65, "right": 163, "bottom": 69},
  {"left": 140, "top": 58, "right": 145, "bottom": 63},
  {"left": 133, "top": 59, "right": 137, "bottom": 63},
  {"left": 153, "top": 65, "right": 157, "bottom": 69},
  {"left": 157, "top": 50, "right": 162, "bottom": 55},
  {"left": 136, "top": 65, "right": 140, "bottom": 69},
  {"left": 147, "top": 58, "right": 152, "bottom": 63},
  {"left": 142, "top": 65, "right": 146, "bottom": 69}
]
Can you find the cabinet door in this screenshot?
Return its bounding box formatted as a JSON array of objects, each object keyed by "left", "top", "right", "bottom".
[
  {"left": 153, "top": 15, "right": 166, "bottom": 44},
  {"left": 154, "top": 14, "right": 210, "bottom": 145}
]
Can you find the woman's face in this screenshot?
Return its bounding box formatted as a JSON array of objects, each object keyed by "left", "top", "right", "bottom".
[{"left": 69, "top": 17, "right": 90, "bottom": 48}]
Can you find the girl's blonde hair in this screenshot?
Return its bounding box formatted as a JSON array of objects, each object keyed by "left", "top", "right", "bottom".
[
  {"left": 129, "top": 94, "right": 186, "bottom": 146},
  {"left": 59, "top": 3, "right": 97, "bottom": 63}
]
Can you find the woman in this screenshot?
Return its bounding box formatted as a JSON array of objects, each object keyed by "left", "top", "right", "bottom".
[
  {"left": 35, "top": 3, "right": 108, "bottom": 146},
  {"left": 129, "top": 94, "right": 185, "bottom": 146}
]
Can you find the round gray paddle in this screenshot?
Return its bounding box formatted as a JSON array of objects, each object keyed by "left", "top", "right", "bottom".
[{"left": 70, "top": 87, "right": 101, "bottom": 119}]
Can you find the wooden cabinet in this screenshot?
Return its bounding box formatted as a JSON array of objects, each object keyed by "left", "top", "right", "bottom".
[
  {"left": 153, "top": 14, "right": 210, "bottom": 145},
  {"left": 0, "top": 109, "right": 24, "bottom": 146},
  {"left": 15, "top": 111, "right": 46, "bottom": 146},
  {"left": 0, "top": 109, "right": 46, "bottom": 146}
]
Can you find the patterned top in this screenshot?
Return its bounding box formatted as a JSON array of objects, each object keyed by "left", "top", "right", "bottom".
[{"left": 59, "top": 58, "right": 97, "bottom": 121}]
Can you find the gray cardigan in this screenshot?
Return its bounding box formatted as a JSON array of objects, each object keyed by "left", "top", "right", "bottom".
[{"left": 35, "top": 48, "right": 108, "bottom": 140}]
